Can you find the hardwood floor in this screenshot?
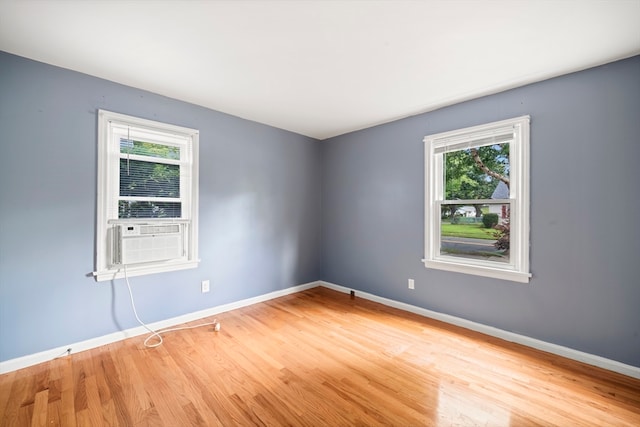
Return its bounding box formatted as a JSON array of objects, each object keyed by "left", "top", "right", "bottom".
[{"left": 1, "top": 287, "right": 639, "bottom": 426}]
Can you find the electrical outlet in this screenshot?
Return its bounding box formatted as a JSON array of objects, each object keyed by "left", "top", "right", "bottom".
[
  {"left": 408, "top": 279, "right": 415, "bottom": 290},
  {"left": 201, "top": 280, "right": 210, "bottom": 293}
]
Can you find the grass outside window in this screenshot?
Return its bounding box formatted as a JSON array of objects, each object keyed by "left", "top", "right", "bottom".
[{"left": 440, "top": 223, "right": 496, "bottom": 240}]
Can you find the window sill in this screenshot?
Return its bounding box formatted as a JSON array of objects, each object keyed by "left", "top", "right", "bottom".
[
  {"left": 423, "top": 258, "right": 530, "bottom": 283},
  {"left": 94, "top": 260, "right": 199, "bottom": 282}
]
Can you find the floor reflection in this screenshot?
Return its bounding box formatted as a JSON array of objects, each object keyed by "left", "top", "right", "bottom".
[{"left": 437, "top": 382, "right": 511, "bottom": 426}]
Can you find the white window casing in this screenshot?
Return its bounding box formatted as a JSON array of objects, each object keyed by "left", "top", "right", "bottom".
[
  {"left": 95, "top": 110, "right": 199, "bottom": 281},
  {"left": 424, "top": 116, "right": 531, "bottom": 283}
]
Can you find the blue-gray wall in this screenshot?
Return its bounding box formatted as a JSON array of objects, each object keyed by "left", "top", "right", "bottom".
[
  {"left": 0, "top": 52, "right": 322, "bottom": 362},
  {"left": 2, "top": 51, "right": 639, "bottom": 369},
  {"left": 322, "top": 56, "right": 640, "bottom": 367}
]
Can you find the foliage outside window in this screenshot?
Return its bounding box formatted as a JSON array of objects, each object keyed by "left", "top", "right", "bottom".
[
  {"left": 424, "top": 116, "right": 530, "bottom": 283},
  {"left": 95, "top": 110, "right": 199, "bottom": 281},
  {"left": 118, "top": 139, "right": 182, "bottom": 218}
]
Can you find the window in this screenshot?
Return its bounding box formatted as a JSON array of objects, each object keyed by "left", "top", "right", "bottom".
[
  {"left": 95, "top": 110, "right": 199, "bottom": 281},
  {"left": 424, "top": 116, "right": 530, "bottom": 283}
]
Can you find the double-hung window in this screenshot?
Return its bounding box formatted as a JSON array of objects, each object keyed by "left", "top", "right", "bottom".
[
  {"left": 424, "top": 116, "right": 530, "bottom": 283},
  {"left": 95, "top": 110, "right": 199, "bottom": 281}
]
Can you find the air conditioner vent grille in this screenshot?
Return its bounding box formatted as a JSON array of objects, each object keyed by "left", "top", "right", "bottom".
[
  {"left": 111, "top": 223, "right": 186, "bottom": 266},
  {"left": 140, "top": 224, "right": 180, "bottom": 235}
]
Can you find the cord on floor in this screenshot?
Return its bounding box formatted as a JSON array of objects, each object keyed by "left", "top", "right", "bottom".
[{"left": 123, "top": 265, "right": 220, "bottom": 348}]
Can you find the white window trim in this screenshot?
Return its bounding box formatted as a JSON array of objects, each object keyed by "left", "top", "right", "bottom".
[
  {"left": 95, "top": 110, "right": 199, "bottom": 281},
  {"left": 424, "top": 116, "right": 531, "bottom": 283}
]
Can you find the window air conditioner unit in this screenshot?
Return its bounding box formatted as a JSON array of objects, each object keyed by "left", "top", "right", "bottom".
[{"left": 112, "top": 223, "right": 185, "bottom": 266}]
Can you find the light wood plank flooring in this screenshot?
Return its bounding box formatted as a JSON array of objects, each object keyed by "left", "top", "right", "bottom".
[{"left": 1, "top": 287, "right": 639, "bottom": 426}]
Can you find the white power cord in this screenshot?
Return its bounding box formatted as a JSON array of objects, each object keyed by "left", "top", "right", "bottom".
[{"left": 123, "top": 265, "right": 220, "bottom": 348}]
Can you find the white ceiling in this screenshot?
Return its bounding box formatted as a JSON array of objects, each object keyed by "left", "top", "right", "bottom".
[{"left": 1, "top": 1, "right": 639, "bottom": 139}]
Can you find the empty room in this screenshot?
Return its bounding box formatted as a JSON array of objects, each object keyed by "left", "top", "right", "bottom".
[{"left": 1, "top": 1, "right": 639, "bottom": 426}]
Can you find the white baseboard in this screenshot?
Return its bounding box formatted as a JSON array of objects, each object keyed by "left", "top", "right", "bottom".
[
  {"left": 3, "top": 279, "right": 638, "bottom": 380},
  {"left": 319, "top": 280, "right": 640, "bottom": 380},
  {"left": 0, "top": 280, "right": 321, "bottom": 374}
]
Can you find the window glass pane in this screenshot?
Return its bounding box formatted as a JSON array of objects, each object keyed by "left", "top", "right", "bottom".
[
  {"left": 444, "top": 143, "right": 510, "bottom": 201},
  {"left": 118, "top": 201, "right": 182, "bottom": 218},
  {"left": 120, "top": 138, "right": 180, "bottom": 160},
  {"left": 440, "top": 203, "right": 510, "bottom": 263},
  {"left": 120, "top": 159, "right": 180, "bottom": 198}
]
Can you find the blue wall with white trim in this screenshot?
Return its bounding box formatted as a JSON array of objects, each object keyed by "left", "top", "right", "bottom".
[
  {"left": 321, "top": 56, "right": 640, "bottom": 367},
  {"left": 0, "top": 51, "right": 322, "bottom": 362},
  {"left": 1, "top": 51, "right": 639, "bottom": 368}
]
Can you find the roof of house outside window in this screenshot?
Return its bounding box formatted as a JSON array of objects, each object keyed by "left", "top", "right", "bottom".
[{"left": 491, "top": 181, "right": 509, "bottom": 199}]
